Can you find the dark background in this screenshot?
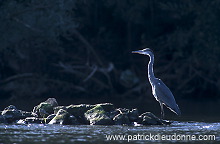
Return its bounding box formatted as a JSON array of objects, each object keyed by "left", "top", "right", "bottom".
[{"left": 0, "top": 0, "right": 220, "bottom": 121}]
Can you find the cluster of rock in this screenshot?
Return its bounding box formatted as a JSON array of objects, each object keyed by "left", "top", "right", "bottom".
[{"left": 0, "top": 98, "right": 170, "bottom": 126}]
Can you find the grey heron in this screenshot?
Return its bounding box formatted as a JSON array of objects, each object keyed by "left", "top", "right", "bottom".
[{"left": 132, "top": 48, "right": 181, "bottom": 119}]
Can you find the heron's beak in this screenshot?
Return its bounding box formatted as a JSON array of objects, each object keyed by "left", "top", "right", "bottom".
[{"left": 132, "top": 50, "right": 143, "bottom": 54}]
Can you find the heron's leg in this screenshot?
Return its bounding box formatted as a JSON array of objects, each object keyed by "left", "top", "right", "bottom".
[{"left": 159, "top": 102, "right": 164, "bottom": 119}]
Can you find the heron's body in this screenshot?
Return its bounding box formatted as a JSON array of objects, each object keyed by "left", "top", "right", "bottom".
[{"left": 132, "top": 48, "right": 181, "bottom": 118}]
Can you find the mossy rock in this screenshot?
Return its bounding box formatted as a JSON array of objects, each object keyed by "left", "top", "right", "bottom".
[
  {"left": 48, "top": 109, "right": 78, "bottom": 125},
  {"left": 84, "top": 105, "right": 113, "bottom": 125},
  {"left": 33, "top": 102, "right": 54, "bottom": 117},
  {"left": 54, "top": 104, "right": 96, "bottom": 124},
  {"left": 32, "top": 98, "right": 58, "bottom": 118},
  {"left": 96, "top": 103, "right": 115, "bottom": 112},
  {"left": 66, "top": 104, "right": 95, "bottom": 116}
]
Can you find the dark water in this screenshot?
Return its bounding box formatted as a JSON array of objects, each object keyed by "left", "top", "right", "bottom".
[{"left": 0, "top": 121, "right": 219, "bottom": 144}]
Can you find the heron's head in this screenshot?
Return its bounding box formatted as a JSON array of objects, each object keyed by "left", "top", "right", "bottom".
[{"left": 132, "top": 48, "right": 153, "bottom": 55}]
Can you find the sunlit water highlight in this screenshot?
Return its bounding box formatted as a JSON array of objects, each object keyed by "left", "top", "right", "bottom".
[{"left": 0, "top": 121, "right": 219, "bottom": 144}]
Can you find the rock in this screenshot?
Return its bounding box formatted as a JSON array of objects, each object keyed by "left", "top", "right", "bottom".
[
  {"left": 163, "top": 120, "right": 172, "bottom": 125},
  {"left": 133, "top": 121, "right": 142, "bottom": 126},
  {"left": 17, "top": 117, "right": 44, "bottom": 124},
  {"left": 32, "top": 98, "right": 58, "bottom": 118},
  {"left": 25, "top": 117, "right": 45, "bottom": 124},
  {"left": 138, "top": 112, "right": 168, "bottom": 125},
  {"left": 54, "top": 106, "right": 67, "bottom": 114},
  {"left": 96, "top": 103, "right": 115, "bottom": 112},
  {"left": 69, "top": 115, "right": 78, "bottom": 125},
  {"left": 1, "top": 105, "right": 23, "bottom": 123},
  {"left": 44, "top": 98, "right": 58, "bottom": 107},
  {"left": 115, "top": 108, "right": 129, "bottom": 114},
  {"left": 128, "top": 108, "right": 139, "bottom": 122},
  {"left": 84, "top": 105, "right": 113, "bottom": 125},
  {"left": 112, "top": 108, "right": 138, "bottom": 125},
  {"left": 65, "top": 104, "right": 95, "bottom": 124},
  {"left": 111, "top": 108, "right": 139, "bottom": 122},
  {"left": 113, "top": 113, "right": 130, "bottom": 125},
  {"left": 21, "top": 111, "right": 38, "bottom": 118},
  {"left": 66, "top": 104, "right": 95, "bottom": 116},
  {"left": 33, "top": 103, "right": 53, "bottom": 117},
  {"left": 4, "top": 105, "right": 17, "bottom": 111},
  {"left": 52, "top": 103, "right": 114, "bottom": 124},
  {"left": 45, "top": 114, "right": 56, "bottom": 123},
  {"left": 0, "top": 115, "right": 6, "bottom": 123},
  {"left": 1, "top": 105, "right": 39, "bottom": 123},
  {"left": 17, "top": 119, "right": 26, "bottom": 124},
  {"left": 48, "top": 109, "right": 78, "bottom": 125},
  {"left": 108, "top": 110, "right": 120, "bottom": 119}
]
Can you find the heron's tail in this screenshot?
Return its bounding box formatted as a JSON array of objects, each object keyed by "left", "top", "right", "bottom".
[
  {"left": 173, "top": 104, "right": 181, "bottom": 116},
  {"left": 166, "top": 103, "right": 181, "bottom": 116}
]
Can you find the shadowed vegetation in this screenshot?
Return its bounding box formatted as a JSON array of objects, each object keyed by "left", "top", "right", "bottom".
[{"left": 0, "top": 0, "right": 220, "bottom": 117}]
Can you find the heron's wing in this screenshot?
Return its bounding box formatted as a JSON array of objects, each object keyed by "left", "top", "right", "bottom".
[{"left": 153, "top": 78, "right": 181, "bottom": 115}]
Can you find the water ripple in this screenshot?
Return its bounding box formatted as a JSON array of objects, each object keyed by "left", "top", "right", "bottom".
[{"left": 0, "top": 121, "right": 219, "bottom": 144}]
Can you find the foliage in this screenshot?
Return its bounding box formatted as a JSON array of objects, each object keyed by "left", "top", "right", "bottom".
[{"left": 0, "top": 0, "right": 220, "bottom": 108}]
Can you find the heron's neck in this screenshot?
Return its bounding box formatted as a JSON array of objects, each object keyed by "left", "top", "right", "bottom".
[{"left": 147, "top": 53, "right": 155, "bottom": 81}]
